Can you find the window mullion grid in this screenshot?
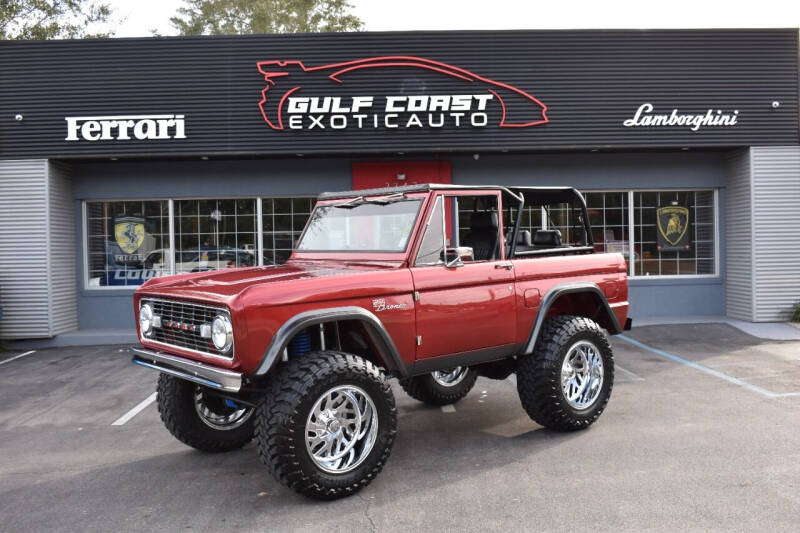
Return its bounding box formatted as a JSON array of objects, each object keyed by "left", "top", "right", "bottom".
[
  {"left": 256, "top": 197, "right": 264, "bottom": 266},
  {"left": 628, "top": 190, "right": 635, "bottom": 277},
  {"left": 168, "top": 199, "right": 176, "bottom": 275},
  {"left": 692, "top": 194, "right": 698, "bottom": 273},
  {"left": 713, "top": 188, "right": 720, "bottom": 277}
]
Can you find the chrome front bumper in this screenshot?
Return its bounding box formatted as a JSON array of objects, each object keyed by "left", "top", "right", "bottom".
[{"left": 131, "top": 346, "right": 243, "bottom": 392}]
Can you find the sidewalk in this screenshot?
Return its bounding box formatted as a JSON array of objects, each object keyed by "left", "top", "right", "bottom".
[{"left": 633, "top": 315, "right": 800, "bottom": 341}]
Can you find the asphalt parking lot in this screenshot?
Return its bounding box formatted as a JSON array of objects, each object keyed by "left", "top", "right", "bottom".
[{"left": 1, "top": 323, "right": 799, "bottom": 532}]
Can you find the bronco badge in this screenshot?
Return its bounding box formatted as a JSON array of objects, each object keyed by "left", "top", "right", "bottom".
[{"left": 372, "top": 298, "right": 408, "bottom": 312}]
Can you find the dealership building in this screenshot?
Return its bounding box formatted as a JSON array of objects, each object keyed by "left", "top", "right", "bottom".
[{"left": 0, "top": 29, "right": 798, "bottom": 343}]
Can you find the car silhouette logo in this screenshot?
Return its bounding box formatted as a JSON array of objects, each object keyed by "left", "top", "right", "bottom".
[{"left": 256, "top": 56, "right": 549, "bottom": 130}]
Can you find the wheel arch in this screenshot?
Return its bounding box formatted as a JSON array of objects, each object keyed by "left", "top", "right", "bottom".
[
  {"left": 253, "top": 306, "right": 408, "bottom": 377},
  {"left": 523, "top": 282, "right": 622, "bottom": 354}
]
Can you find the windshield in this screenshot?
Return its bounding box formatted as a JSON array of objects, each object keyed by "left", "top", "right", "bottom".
[{"left": 297, "top": 199, "right": 423, "bottom": 253}]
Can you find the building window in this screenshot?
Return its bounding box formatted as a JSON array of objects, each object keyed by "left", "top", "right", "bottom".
[
  {"left": 633, "top": 190, "right": 715, "bottom": 276},
  {"left": 262, "top": 197, "right": 316, "bottom": 264},
  {"left": 85, "top": 200, "right": 170, "bottom": 287},
  {"left": 83, "top": 189, "right": 717, "bottom": 289},
  {"left": 584, "top": 191, "right": 631, "bottom": 270},
  {"left": 503, "top": 189, "right": 716, "bottom": 277},
  {"left": 174, "top": 199, "right": 257, "bottom": 274},
  {"left": 504, "top": 203, "right": 544, "bottom": 238}
]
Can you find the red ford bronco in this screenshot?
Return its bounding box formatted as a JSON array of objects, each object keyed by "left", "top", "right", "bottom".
[{"left": 132, "top": 184, "right": 630, "bottom": 499}]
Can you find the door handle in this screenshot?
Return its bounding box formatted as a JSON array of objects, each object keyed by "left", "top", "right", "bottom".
[{"left": 494, "top": 262, "right": 513, "bottom": 270}]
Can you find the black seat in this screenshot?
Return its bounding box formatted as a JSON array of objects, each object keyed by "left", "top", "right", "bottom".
[
  {"left": 506, "top": 229, "right": 533, "bottom": 255},
  {"left": 516, "top": 229, "right": 532, "bottom": 247},
  {"left": 465, "top": 211, "right": 499, "bottom": 261},
  {"left": 532, "top": 229, "right": 562, "bottom": 249}
]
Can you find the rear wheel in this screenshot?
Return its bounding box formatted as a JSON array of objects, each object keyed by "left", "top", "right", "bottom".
[
  {"left": 516, "top": 315, "right": 614, "bottom": 431},
  {"left": 400, "top": 367, "right": 478, "bottom": 406},
  {"left": 255, "top": 351, "right": 397, "bottom": 500},
  {"left": 156, "top": 375, "right": 255, "bottom": 452}
]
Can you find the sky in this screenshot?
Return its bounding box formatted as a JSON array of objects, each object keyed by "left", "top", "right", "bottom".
[{"left": 106, "top": 0, "right": 800, "bottom": 38}]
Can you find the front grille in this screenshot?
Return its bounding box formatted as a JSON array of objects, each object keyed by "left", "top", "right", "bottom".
[{"left": 142, "top": 298, "right": 233, "bottom": 359}]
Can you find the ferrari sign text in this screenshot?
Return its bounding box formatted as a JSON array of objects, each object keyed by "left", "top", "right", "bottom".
[{"left": 65, "top": 114, "right": 186, "bottom": 141}]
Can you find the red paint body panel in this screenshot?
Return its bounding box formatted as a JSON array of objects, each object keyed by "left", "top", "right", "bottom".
[
  {"left": 412, "top": 262, "right": 515, "bottom": 358},
  {"left": 511, "top": 254, "right": 628, "bottom": 346},
  {"left": 134, "top": 187, "right": 629, "bottom": 378}
]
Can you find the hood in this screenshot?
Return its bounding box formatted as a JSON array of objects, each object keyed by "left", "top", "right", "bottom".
[{"left": 137, "top": 259, "right": 405, "bottom": 306}]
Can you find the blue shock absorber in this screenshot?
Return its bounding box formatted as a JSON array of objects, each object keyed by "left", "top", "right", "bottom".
[{"left": 288, "top": 332, "right": 312, "bottom": 358}]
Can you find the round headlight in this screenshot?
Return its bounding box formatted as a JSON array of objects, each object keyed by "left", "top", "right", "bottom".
[
  {"left": 139, "top": 303, "right": 154, "bottom": 336},
  {"left": 211, "top": 314, "right": 233, "bottom": 353}
]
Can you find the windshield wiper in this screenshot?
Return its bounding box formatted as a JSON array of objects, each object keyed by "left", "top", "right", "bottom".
[
  {"left": 333, "top": 193, "right": 409, "bottom": 208},
  {"left": 333, "top": 196, "right": 365, "bottom": 208}
]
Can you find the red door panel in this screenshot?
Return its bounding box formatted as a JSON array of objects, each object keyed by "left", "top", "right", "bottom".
[{"left": 411, "top": 262, "right": 516, "bottom": 359}]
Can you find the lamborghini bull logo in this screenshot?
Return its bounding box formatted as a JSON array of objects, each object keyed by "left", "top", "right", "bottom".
[
  {"left": 656, "top": 206, "right": 690, "bottom": 249},
  {"left": 665, "top": 214, "right": 682, "bottom": 238},
  {"left": 256, "top": 56, "right": 548, "bottom": 131},
  {"left": 114, "top": 217, "right": 145, "bottom": 254}
]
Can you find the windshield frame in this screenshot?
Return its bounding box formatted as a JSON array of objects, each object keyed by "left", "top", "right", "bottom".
[{"left": 292, "top": 192, "right": 430, "bottom": 259}]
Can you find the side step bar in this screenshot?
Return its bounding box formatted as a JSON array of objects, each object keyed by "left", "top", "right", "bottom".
[{"left": 131, "top": 346, "right": 243, "bottom": 392}]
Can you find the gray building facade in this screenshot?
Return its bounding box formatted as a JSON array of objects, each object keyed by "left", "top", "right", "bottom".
[{"left": 0, "top": 29, "right": 798, "bottom": 340}]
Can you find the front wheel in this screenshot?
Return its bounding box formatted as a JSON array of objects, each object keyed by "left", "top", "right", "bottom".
[
  {"left": 255, "top": 351, "right": 397, "bottom": 500},
  {"left": 400, "top": 367, "right": 478, "bottom": 406},
  {"left": 156, "top": 375, "right": 255, "bottom": 452},
  {"left": 516, "top": 315, "right": 614, "bottom": 431}
]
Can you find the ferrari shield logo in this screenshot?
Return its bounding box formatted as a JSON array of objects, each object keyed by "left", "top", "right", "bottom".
[
  {"left": 114, "top": 216, "right": 145, "bottom": 254},
  {"left": 656, "top": 206, "right": 690, "bottom": 251}
]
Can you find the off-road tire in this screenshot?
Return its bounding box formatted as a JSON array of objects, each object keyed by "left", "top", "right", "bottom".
[
  {"left": 156, "top": 374, "right": 254, "bottom": 452},
  {"left": 400, "top": 369, "right": 478, "bottom": 406},
  {"left": 255, "top": 351, "right": 397, "bottom": 500},
  {"left": 516, "top": 315, "right": 614, "bottom": 431}
]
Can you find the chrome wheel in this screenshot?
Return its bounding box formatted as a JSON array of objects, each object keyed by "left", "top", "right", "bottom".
[
  {"left": 194, "top": 388, "right": 253, "bottom": 431},
  {"left": 431, "top": 367, "right": 469, "bottom": 387},
  {"left": 560, "top": 340, "right": 604, "bottom": 410},
  {"left": 305, "top": 385, "right": 378, "bottom": 474}
]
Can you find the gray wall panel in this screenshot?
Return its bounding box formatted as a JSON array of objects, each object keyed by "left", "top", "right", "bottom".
[
  {"left": 78, "top": 291, "right": 134, "bottom": 331},
  {"left": 724, "top": 149, "right": 754, "bottom": 320},
  {"left": 629, "top": 278, "right": 725, "bottom": 317},
  {"left": 751, "top": 146, "right": 800, "bottom": 321},
  {"left": 0, "top": 160, "right": 50, "bottom": 338},
  {"left": 452, "top": 151, "right": 727, "bottom": 189},
  {"left": 47, "top": 161, "right": 78, "bottom": 334},
  {"left": 71, "top": 158, "right": 352, "bottom": 200}
]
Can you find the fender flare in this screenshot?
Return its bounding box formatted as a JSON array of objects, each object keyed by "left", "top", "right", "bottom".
[
  {"left": 523, "top": 282, "right": 623, "bottom": 354},
  {"left": 253, "top": 306, "right": 408, "bottom": 377}
]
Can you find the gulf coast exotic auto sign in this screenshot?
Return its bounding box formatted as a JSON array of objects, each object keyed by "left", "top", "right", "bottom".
[{"left": 256, "top": 56, "right": 549, "bottom": 131}]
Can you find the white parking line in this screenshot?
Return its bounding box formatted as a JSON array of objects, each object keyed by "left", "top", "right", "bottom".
[
  {"left": 441, "top": 404, "right": 456, "bottom": 413},
  {"left": 111, "top": 392, "right": 157, "bottom": 426},
  {"left": 618, "top": 335, "right": 800, "bottom": 399},
  {"left": 616, "top": 364, "right": 645, "bottom": 381},
  {"left": 0, "top": 350, "right": 36, "bottom": 366}
]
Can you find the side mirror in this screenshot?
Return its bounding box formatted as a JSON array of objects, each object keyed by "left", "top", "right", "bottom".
[
  {"left": 445, "top": 255, "right": 464, "bottom": 269},
  {"left": 445, "top": 246, "right": 473, "bottom": 268}
]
